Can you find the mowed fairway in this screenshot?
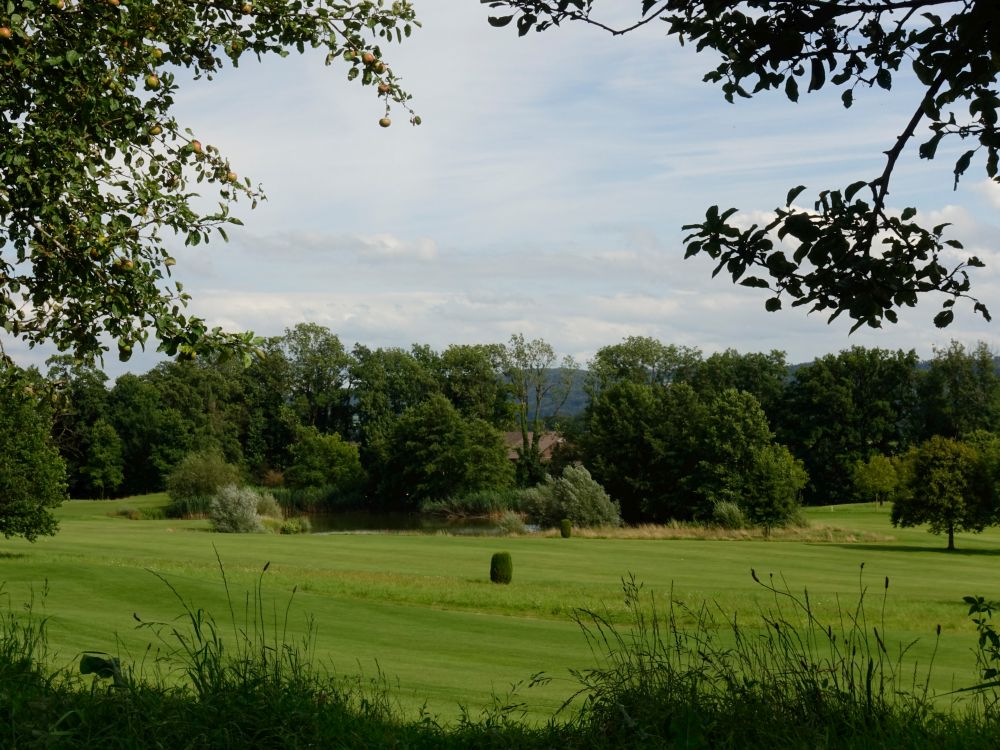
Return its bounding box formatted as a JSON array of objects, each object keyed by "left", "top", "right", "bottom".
[{"left": 1, "top": 497, "right": 998, "bottom": 719}]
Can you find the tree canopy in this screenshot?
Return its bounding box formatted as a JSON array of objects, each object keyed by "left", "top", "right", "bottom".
[
  {"left": 481, "top": 0, "right": 998, "bottom": 331},
  {"left": 0, "top": 364, "right": 67, "bottom": 541},
  {"left": 0, "top": 0, "right": 419, "bottom": 361}
]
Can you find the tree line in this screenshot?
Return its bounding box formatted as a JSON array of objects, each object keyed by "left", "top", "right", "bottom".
[{"left": 2, "top": 327, "right": 999, "bottom": 539}]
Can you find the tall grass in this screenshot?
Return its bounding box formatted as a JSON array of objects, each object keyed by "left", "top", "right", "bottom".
[
  {"left": 565, "top": 568, "right": 998, "bottom": 748},
  {"left": 1, "top": 563, "right": 999, "bottom": 749},
  {"left": 421, "top": 488, "right": 527, "bottom": 517}
]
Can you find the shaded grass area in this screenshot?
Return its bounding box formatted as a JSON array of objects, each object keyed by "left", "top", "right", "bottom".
[
  {"left": 2, "top": 564, "right": 998, "bottom": 749},
  {"left": 1, "top": 496, "right": 1000, "bottom": 720}
]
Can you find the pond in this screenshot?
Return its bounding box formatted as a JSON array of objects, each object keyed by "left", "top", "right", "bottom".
[{"left": 305, "top": 511, "right": 513, "bottom": 535}]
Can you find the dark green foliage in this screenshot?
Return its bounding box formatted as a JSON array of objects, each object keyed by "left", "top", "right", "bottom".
[
  {"left": 284, "top": 427, "right": 366, "bottom": 506},
  {"left": 778, "top": 347, "right": 920, "bottom": 505},
  {"left": 584, "top": 380, "right": 704, "bottom": 522},
  {"left": 281, "top": 323, "right": 354, "bottom": 435},
  {"left": 490, "top": 551, "right": 513, "bottom": 584},
  {"left": 483, "top": 1, "right": 999, "bottom": 330},
  {"left": 420, "top": 488, "right": 526, "bottom": 517},
  {"left": 585, "top": 379, "right": 802, "bottom": 526},
  {"left": 79, "top": 419, "right": 125, "bottom": 499},
  {"left": 919, "top": 341, "right": 1000, "bottom": 439},
  {"left": 166, "top": 449, "right": 242, "bottom": 505},
  {"left": 892, "top": 435, "right": 999, "bottom": 550},
  {"left": 560, "top": 519, "right": 572, "bottom": 538},
  {"left": 382, "top": 394, "right": 514, "bottom": 509},
  {"left": 0, "top": 0, "right": 418, "bottom": 360},
  {"left": 0, "top": 366, "right": 67, "bottom": 541}
]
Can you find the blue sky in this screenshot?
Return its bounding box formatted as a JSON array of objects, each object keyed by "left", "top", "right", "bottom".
[{"left": 10, "top": 2, "right": 1000, "bottom": 375}]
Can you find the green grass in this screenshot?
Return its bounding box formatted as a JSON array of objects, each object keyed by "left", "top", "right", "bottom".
[{"left": 1, "top": 496, "right": 998, "bottom": 720}]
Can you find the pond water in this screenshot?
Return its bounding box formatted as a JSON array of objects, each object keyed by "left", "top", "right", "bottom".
[{"left": 305, "top": 511, "right": 507, "bottom": 535}]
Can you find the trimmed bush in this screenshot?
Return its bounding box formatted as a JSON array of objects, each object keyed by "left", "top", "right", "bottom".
[
  {"left": 560, "top": 518, "right": 572, "bottom": 538},
  {"left": 490, "top": 551, "right": 513, "bottom": 584},
  {"left": 210, "top": 485, "right": 263, "bottom": 533}
]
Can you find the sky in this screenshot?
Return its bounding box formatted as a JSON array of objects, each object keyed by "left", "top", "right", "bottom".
[{"left": 8, "top": 1, "right": 1000, "bottom": 376}]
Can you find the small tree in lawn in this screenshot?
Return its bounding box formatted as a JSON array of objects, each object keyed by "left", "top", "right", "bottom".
[
  {"left": 853, "top": 454, "right": 899, "bottom": 506},
  {"left": 892, "top": 436, "right": 998, "bottom": 551}
]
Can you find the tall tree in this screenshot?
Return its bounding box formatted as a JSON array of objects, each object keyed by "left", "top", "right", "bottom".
[
  {"left": 778, "top": 347, "right": 920, "bottom": 505},
  {"left": 584, "top": 380, "right": 706, "bottom": 523},
  {"left": 0, "top": 364, "right": 67, "bottom": 541},
  {"left": 0, "top": 1, "right": 419, "bottom": 361},
  {"left": 918, "top": 340, "right": 1000, "bottom": 439},
  {"left": 437, "top": 343, "right": 513, "bottom": 428},
  {"left": 502, "top": 333, "right": 577, "bottom": 485},
  {"left": 587, "top": 336, "right": 701, "bottom": 394},
  {"left": 689, "top": 348, "right": 788, "bottom": 424},
  {"left": 482, "top": 1, "right": 997, "bottom": 329},
  {"left": 280, "top": 323, "right": 353, "bottom": 435},
  {"left": 381, "top": 394, "right": 513, "bottom": 509},
  {"left": 348, "top": 344, "right": 439, "bottom": 490}
]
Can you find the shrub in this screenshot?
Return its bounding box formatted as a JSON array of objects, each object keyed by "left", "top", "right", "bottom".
[
  {"left": 255, "top": 491, "right": 283, "bottom": 520},
  {"left": 525, "top": 465, "right": 622, "bottom": 528},
  {"left": 495, "top": 510, "right": 526, "bottom": 536},
  {"left": 711, "top": 500, "right": 747, "bottom": 530},
  {"left": 167, "top": 450, "right": 241, "bottom": 504},
  {"left": 490, "top": 551, "right": 513, "bottom": 584},
  {"left": 269, "top": 484, "right": 361, "bottom": 514},
  {"left": 260, "top": 468, "right": 284, "bottom": 488},
  {"left": 420, "top": 487, "right": 526, "bottom": 517},
  {"left": 280, "top": 516, "right": 313, "bottom": 535},
  {"left": 560, "top": 518, "right": 572, "bottom": 538},
  {"left": 210, "top": 485, "right": 263, "bottom": 533},
  {"left": 164, "top": 495, "right": 213, "bottom": 519}
]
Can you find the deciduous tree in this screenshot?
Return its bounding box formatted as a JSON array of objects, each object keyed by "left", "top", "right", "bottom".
[
  {"left": 1, "top": 0, "right": 419, "bottom": 361},
  {"left": 892, "top": 435, "right": 998, "bottom": 550},
  {"left": 0, "top": 365, "right": 67, "bottom": 541},
  {"left": 482, "top": 1, "right": 998, "bottom": 329}
]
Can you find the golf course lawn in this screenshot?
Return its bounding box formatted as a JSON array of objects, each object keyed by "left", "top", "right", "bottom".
[{"left": 1, "top": 496, "right": 998, "bottom": 720}]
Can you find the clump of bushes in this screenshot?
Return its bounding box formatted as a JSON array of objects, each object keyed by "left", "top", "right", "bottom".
[
  {"left": 210, "top": 485, "right": 265, "bottom": 533},
  {"left": 711, "top": 500, "right": 747, "bottom": 529},
  {"left": 490, "top": 551, "right": 513, "bottom": 584},
  {"left": 269, "top": 484, "right": 360, "bottom": 515},
  {"left": 495, "top": 510, "right": 526, "bottom": 535},
  {"left": 280, "top": 516, "right": 313, "bottom": 535},
  {"left": 524, "top": 465, "right": 621, "bottom": 528},
  {"left": 166, "top": 449, "right": 242, "bottom": 518},
  {"left": 421, "top": 487, "right": 526, "bottom": 517}
]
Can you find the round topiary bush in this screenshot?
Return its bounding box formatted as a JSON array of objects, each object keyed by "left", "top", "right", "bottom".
[
  {"left": 560, "top": 518, "right": 572, "bottom": 538},
  {"left": 490, "top": 551, "right": 513, "bottom": 584}
]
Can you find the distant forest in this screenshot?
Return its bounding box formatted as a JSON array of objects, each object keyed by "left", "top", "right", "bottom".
[{"left": 17, "top": 327, "right": 1000, "bottom": 521}]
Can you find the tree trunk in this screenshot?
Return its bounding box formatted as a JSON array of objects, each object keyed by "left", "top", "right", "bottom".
[{"left": 947, "top": 525, "right": 955, "bottom": 551}]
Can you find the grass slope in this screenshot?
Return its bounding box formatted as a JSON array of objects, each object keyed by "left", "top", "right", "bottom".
[{"left": 1, "top": 496, "right": 997, "bottom": 719}]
